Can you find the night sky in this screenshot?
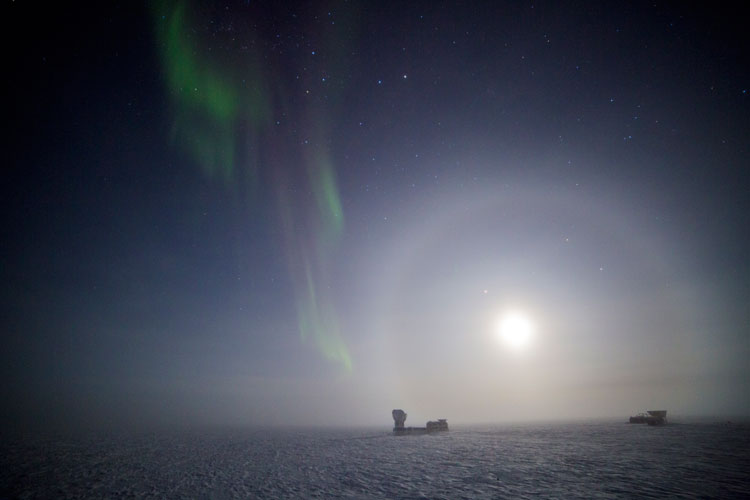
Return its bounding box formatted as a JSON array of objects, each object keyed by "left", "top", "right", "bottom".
[{"left": 4, "top": 1, "right": 748, "bottom": 429}]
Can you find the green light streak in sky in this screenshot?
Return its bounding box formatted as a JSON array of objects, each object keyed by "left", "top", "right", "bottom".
[
  {"left": 310, "top": 152, "right": 345, "bottom": 245},
  {"left": 154, "top": 1, "right": 270, "bottom": 186},
  {"left": 163, "top": 5, "right": 238, "bottom": 122},
  {"left": 153, "top": 1, "right": 352, "bottom": 372},
  {"left": 297, "top": 262, "right": 352, "bottom": 371},
  {"left": 276, "top": 179, "right": 352, "bottom": 372}
]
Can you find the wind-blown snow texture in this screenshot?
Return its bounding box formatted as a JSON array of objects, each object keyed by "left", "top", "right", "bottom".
[{"left": 2, "top": 421, "right": 749, "bottom": 498}]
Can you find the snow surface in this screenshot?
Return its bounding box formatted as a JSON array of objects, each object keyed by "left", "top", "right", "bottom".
[{"left": 2, "top": 422, "right": 749, "bottom": 498}]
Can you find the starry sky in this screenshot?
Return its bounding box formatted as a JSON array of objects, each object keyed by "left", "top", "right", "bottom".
[{"left": 4, "top": 1, "right": 748, "bottom": 429}]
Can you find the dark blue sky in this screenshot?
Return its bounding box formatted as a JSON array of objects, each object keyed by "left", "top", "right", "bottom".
[{"left": 4, "top": 1, "right": 748, "bottom": 429}]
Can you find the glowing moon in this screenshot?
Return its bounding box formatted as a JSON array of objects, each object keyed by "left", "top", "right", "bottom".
[{"left": 497, "top": 311, "right": 534, "bottom": 350}]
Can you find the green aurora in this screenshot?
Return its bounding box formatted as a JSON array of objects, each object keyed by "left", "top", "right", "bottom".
[{"left": 153, "top": 1, "right": 352, "bottom": 370}]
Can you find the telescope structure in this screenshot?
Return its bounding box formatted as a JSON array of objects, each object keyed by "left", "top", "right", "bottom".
[{"left": 392, "top": 409, "right": 448, "bottom": 435}]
